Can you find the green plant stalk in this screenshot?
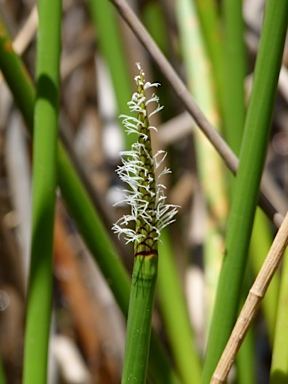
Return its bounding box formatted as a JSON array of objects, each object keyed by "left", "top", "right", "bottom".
[
  {"left": 203, "top": 2, "right": 288, "bottom": 383},
  {"left": 158, "top": 229, "right": 202, "bottom": 384},
  {"left": 222, "top": 0, "right": 246, "bottom": 157},
  {"left": 23, "top": 0, "right": 61, "bottom": 383},
  {"left": 0, "top": 19, "right": 179, "bottom": 384},
  {"left": 122, "top": 255, "right": 158, "bottom": 384},
  {"left": 269, "top": 248, "right": 288, "bottom": 384},
  {"left": 221, "top": 0, "right": 246, "bottom": 199},
  {"left": 88, "top": 0, "right": 135, "bottom": 148}
]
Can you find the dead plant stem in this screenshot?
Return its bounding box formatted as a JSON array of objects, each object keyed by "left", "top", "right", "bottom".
[{"left": 210, "top": 211, "right": 288, "bottom": 384}]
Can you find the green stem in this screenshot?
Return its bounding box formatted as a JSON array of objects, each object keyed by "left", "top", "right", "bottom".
[
  {"left": 222, "top": 0, "right": 246, "bottom": 156},
  {"left": 203, "top": 2, "right": 288, "bottom": 382},
  {"left": 122, "top": 255, "right": 158, "bottom": 384},
  {"left": 23, "top": 0, "right": 61, "bottom": 382}
]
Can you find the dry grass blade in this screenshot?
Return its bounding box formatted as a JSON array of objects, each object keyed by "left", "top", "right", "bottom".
[{"left": 210, "top": 211, "right": 288, "bottom": 384}]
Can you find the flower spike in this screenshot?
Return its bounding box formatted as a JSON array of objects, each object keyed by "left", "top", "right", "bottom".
[{"left": 112, "top": 64, "right": 179, "bottom": 255}]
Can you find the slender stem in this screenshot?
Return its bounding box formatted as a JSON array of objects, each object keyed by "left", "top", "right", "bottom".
[
  {"left": 122, "top": 255, "right": 158, "bottom": 384},
  {"left": 222, "top": 0, "right": 246, "bottom": 156},
  {"left": 23, "top": 0, "right": 61, "bottom": 382},
  {"left": 211, "top": 212, "right": 288, "bottom": 384}
]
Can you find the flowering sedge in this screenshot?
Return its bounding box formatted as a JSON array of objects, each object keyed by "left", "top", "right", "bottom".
[
  {"left": 114, "top": 63, "right": 179, "bottom": 383},
  {"left": 112, "top": 63, "right": 179, "bottom": 256}
]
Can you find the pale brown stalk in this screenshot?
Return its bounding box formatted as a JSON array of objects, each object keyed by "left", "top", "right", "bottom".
[{"left": 210, "top": 211, "right": 288, "bottom": 384}]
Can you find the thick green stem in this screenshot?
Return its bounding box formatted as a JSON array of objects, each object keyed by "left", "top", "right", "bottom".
[
  {"left": 122, "top": 255, "right": 158, "bottom": 383},
  {"left": 23, "top": 0, "right": 61, "bottom": 383},
  {"left": 222, "top": 0, "right": 246, "bottom": 157}
]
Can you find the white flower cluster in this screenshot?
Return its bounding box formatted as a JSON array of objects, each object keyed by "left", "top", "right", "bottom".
[{"left": 112, "top": 64, "right": 179, "bottom": 244}]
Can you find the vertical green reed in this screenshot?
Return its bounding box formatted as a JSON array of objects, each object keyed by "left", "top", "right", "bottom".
[
  {"left": 203, "top": 2, "right": 288, "bottom": 382},
  {"left": 23, "top": 1, "right": 61, "bottom": 383},
  {"left": 222, "top": 0, "right": 246, "bottom": 157}
]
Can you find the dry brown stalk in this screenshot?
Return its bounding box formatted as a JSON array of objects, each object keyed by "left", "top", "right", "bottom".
[{"left": 210, "top": 211, "right": 288, "bottom": 384}]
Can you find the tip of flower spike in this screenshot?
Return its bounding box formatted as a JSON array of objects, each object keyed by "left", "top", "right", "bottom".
[{"left": 119, "top": 63, "right": 163, "bottom": 138}]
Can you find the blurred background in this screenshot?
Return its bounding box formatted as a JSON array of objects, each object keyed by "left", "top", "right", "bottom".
[{"left": 0, "top": 0, "right": 287, "bottom": 383}]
